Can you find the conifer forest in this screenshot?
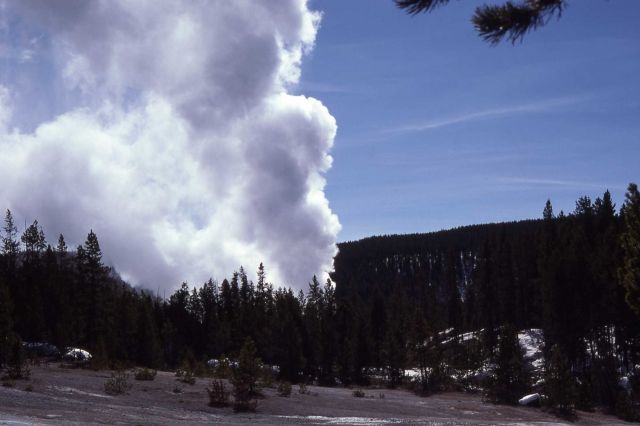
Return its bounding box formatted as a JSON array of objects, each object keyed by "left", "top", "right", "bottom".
[{"left": 2, "top": 185, "right": 640, "bottom": 420}]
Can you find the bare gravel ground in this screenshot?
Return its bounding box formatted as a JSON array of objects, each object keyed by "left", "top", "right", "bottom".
[{"left": 0, "top": 364, "right": 633, "bottom": 425}]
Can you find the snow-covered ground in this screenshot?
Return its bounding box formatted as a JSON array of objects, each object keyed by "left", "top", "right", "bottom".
[
  {"left": 518, "top": 329, "right": 545, "bottom": 372},
  {"left": 406, "top": 328, "right": 546, "bottom": 385}
]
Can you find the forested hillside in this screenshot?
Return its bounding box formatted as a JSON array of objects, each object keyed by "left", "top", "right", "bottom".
[
  {"left": 1, "top": 185, "right": 640, "bottom": 416},
  {"left": 333, "top": 191, "right": 638, "bottom": 371}
]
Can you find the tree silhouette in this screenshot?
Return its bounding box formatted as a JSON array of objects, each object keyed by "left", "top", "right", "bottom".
[{"left": 621, "top": 183, "right": 640, "bottom": 316}]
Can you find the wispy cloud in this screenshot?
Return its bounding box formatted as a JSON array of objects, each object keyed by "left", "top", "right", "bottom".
[
  {"left": 389, "top": 94, "right": 593, "bottom": 133},
  {"left": 494, "top": 177, "right": 622, "bottom": 191}
]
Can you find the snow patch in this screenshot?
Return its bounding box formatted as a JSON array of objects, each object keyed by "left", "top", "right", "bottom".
[
  {"left": 49, "top": 385, "right": 111, "bottom": 399},
  {"left": 518, "top": 329, "right": 544, "bottom": 361},
  {"left": 63, "top": 348, "right": 92, "bottom": 362},
  {"left": 278, "top": 416, "right": 402, "bottom": 424},
  {"left": 518, "top": 393, "right": 540, "bottom": 406}
]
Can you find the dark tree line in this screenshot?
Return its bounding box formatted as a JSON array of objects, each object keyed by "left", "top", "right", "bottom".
[
  {"left": 0, "top": 217, "right": 339, "bottom": 383},
  {"left": 333, "top": 185, "right": 640, "bottom": 411},
  {"left": 1, "top": 183, "right": 640, "bottom": 413}
]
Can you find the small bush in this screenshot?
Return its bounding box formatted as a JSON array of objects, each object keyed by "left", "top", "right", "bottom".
[
  {"left": 615, "top": 390, "right": 637, "bottom": 422},
  {"left": 180, "top": 369, "right": 196, "bottom": 385},
  {"left": 24, "top": 384, "right": 33, "bottom": 392},
  {"left": 194, "top": 362, "right": 208, "bottom": 378},
  {"left": 353, "top": 389, "right": 365, "bottom": 398},
  {"left": 277, "top": 381, "right": 292, "bottom": 397},
  {"left": 3, "top": 338, "right": 30, "bottom": 380},
  {"left": 3, "top": 363, "right": 30, "bottom": 381},
  {"left": 232, "top": 395, "right": 257, "bottom": 412},
  {"left": 207, "top": 379, "right": 230, "bottom": 407},
  {"left": 298, "top": 382, "right": 309, "bottom": 395},
  {"left": 104, "top": 370, "right": 132, "bottom": 395},
  {"left": 211, "top": 357, "right": 232, "bottom": 379},
  {"left": 232, "top": 379, "right": 257, "bottom": 412},
  {"left": 379, "top": 392, "right": 385, "bottom": 399},
  {"left": 260, "top": 365, "right": 276, "bottom": 388},
  {"left": 134, "top": 367, "right": 157, "bottom": 381}
]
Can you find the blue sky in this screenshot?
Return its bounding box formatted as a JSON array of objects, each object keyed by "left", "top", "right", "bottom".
[
  {"left": 303, "top": 0, "right": 640, "bottom": 242},
  {"left": 0, "top": 1, "right": 638, "bottom": 287}
]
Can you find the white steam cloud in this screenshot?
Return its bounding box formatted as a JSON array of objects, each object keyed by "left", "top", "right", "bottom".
[{"left": 0, "top": 0, "right": 340, "bottom": 289}]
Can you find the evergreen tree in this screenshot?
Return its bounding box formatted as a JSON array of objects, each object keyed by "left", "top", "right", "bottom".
[
  {"left": 0, "top": 284, "right": 14, "bottom": 366},
  {"left": 383, "top": 283, "right": 408, "bottom": 387},
  {"left": 1, "top": 209, "right": 19, "bottom": 262},
  {"left": 319, "top": 278, "right": 337, "bottom": 384},
  {"left": 200, "top": 279, "right": 219, "bottom": 358},
  {"left": 232, "top": 337, "right": 261, "bottom": 412},
  {"left": 488, "top": 325, "right": 530, "bottom": 404},
  {"left": 84, "top": 230, "right": 105, "bottom": 275},
  {"left": 21, "top": 220, "right": 46, "bottom": 259},
  {"left": 137, "top": 299, "right": 162, "bottom": 368},
  {"left": 444, "top": 250, "right": 462, "bottom": 332},
  {"left": 544, "top": 344, "right": 576, "bottom": 416},
  {"left": 56, "top": 234, "right": 68, "bottom": 257},
  {"left": 303, "top": 276, "right": 323, "bottom": 379},
  {"left": 273, "top": 288, "right": 305, "bottom": 382},
  {"left": 18, "top": 220, "right": 47, "bottom": 340},
  {"left": 621, "top": 183, "right": 640, "bottom": 316},
  {"left": 416, "top": 329, "right": 447, "bottom": 394},
  {"left": 543, "top": 199, "right": 554, "bottom": 220}
]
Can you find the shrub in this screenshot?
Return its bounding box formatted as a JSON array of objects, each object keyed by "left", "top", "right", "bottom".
[
  {"left": 379, "top": 392, "right": 385, "bottom": 399},
  {"left": 232, "top": 385, "right": 257, "bottom": 413},
  {"left": 180, "top": 369, "right": 196, "bottom": 385},
  {"left": 194, "top": 361, "right": 208, "bottom": 378},
  {"left": 207, "top": 379, "right": 230, "bottom": 407},
  {"left": 298, "top": 382, "right": 308, "bottom": 395},
  {"left": 211, "top": 357, "right": 232, "bottom": 379},
  {"left": 353, "top": 389, "right": 365, "bottom": 398},
  {"left": 260, "top": 365, "right": 276, "bottom": 388},
  {"left": 615, "top": 390, "right": 637, "bottom": 422},
  {"left": 3, "top": 337, "right": 30, "bottom": 380},
  {"left": 104, "top": 370, "right": 132, "bottom": 395},
  {"left": 277, "top": 381, "right": 292, "bottom": 397},
  {"left": 134, "top": 367, "right": 157, "bottom": 381}
]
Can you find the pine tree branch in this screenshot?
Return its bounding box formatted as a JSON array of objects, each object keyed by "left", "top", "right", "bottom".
[
  {"left": 395, "top": 0, "right": 451, "bottom": 15},
  {"left": 396, "top": 0, "right": 566, "bottom": 44},
  {"left": 472, "top": 0, "right": 565, "bottom": 45}
]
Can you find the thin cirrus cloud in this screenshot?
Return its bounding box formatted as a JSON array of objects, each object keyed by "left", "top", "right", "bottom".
[
  {"left": 389, "top": 94, "right": 594, "bottom": 133},
  {"left": 492, "top": 177, "right": 623, "bottom": 191}
]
